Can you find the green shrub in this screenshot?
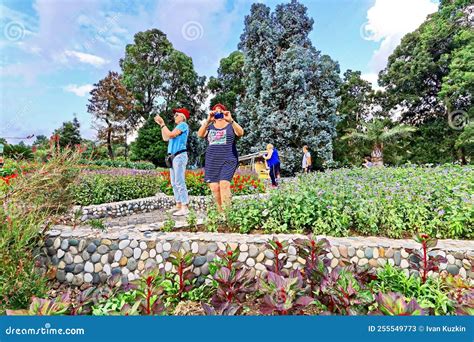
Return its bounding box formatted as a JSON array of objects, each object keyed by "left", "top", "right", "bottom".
[
  {"left": 369, "top": 264, "right": 455, "bottom": 315},
  {"left": 72, "top": 174, "right": 160, "bottom": 205}
]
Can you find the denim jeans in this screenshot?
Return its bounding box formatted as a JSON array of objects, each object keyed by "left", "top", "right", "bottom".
[{"left": 170, "top": 152, "right": 189, "bottom": 205}]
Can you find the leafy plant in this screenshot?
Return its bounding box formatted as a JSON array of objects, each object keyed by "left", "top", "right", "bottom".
[
  {"left": 441, "top": 274, "right": 474, "bottom": 315},
  {"left": 89, "top": 218, "right": 106, "bottom": 231},
  {"left": 369, "top": 264, "right": 455, "bottom": 315},
  {"left": 162, "top": 214, "right": 175, "bottom": 232},
  {"left": 373, "top": 292, "right": 427, "bottom": 316},
  {"left": 7, "top": 292, "right": 71, "bottom": 316},
  {"left": 186, "top": 208, "right": 198, "bottom": 231},
  {"left": 167, "top": 250, "right": 195, "bottom": 300},
  {"left": 129, "top": 271, "right": 166, "bottom": 315},
  {"left": 295, "top": 236, "right": 331, "bottom": 292},
  {"left": 205, "top": 266, "right": 256, "bottom": 315},
  {"left": 205, "top": 206, "right": 221, "bottom": 233},
  {"left": 315, "top": 268, "right": 374, "bottom": 315},
  {"left": 265, "top": 238, "right": 288, "bottom": 275},
  {"left": 406, "top": 233, "right": 447, "bottom": 284},
  {"left": 259, "top": 271, "right": 313, "bottom": 315}
]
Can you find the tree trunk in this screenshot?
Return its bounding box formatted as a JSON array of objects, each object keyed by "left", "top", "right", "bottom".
[
  {"left": 105, "top": 120, "right": 114, "bottom": 160},
  {"left": 124, "top": 125, "right": 129, "bottom": 159},
  {"left": 371, "top": 144, "right": 383, "bottom": 167}
]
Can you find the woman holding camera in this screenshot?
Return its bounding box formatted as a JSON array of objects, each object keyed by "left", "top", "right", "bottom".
[
  {"left": 197, "top": 103, "right": 244, "bottom": 211},
  {"left": 155, "top": 108, "right": 190, "bottom": 216}
]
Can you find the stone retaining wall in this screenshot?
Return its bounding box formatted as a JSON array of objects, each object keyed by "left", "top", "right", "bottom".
[
  {"left": 72, "top": 193, "right": 268, "bottom": 222},
  {"left": 38, "top": 230, "right": 474, "bottom": 287}
]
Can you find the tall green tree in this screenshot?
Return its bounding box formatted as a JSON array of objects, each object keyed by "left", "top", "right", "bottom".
[
  {"left": 32, "top": 135, "right": 48, "bottom": 148},
  {"left": 334, "top": 70, "right": 375, "bottom": 166},
  {"left": 130, "top": 116, "right": 167, "bottom": 167},
  {"left": 53, "top": 117, "right": 82, "bottom": 148},
  {"left": 379, "top": 0, "right": 473, "bottom": 123},
  {"left": 120, "top": 29, "right": 207, "bottom": 166},
  {"left": 208, "top": 51, "right": 245, "bottom": 113},
  {"left": 237, "top": 0, "right": 341, "bottom": 174}
]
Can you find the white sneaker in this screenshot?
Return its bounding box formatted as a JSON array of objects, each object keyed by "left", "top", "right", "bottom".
[{"left": 173, "top": 208, "right": 189, "bottom": 216}]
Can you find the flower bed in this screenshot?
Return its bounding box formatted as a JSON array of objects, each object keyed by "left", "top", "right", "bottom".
[
  {"left": 225, "top": 165, "right": 473, "bottom": 239},
  {"left": 72, "top": 169, "right": 265, "bottom": 206},
  {"left": 157, "top": 170, "right": 265, "bottom": 197}
]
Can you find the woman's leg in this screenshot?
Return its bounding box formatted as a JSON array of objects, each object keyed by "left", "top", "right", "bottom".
[
  {"left": 169, "top": 162, "right": 181, "bottom": 210},
  {"left": 208, "top": 182, "right": 221, "bottom": 210},
  {"left": 219, "top": 180, "right": 232, "bottom": 209},
  {"left": 269, "top": 164, "right": 277, "bottom": 186},
  {"left": 173, "top": 154, "right": 189, "bottom": 212}
]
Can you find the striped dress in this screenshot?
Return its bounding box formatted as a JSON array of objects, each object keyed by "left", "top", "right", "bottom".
[{"left": 204, "top": 123, "right": 238, "bottom": 183}]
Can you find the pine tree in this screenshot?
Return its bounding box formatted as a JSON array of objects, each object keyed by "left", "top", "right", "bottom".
[
  {"left": 237, "top": 0, "right": 341, "bottom": 174},
  {"left": 53, "top": 117, "right": 82, "bottom": 148}
]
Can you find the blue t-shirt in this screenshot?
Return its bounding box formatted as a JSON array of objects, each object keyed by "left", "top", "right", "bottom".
[
  {"left": 267, "top": 148, "right": 280, "bottom": 167},
  {"left": 168, "top": 122, "right": 189, "bottom": 154}
]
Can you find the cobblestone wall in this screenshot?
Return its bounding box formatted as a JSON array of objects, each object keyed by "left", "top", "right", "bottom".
[
  {"left": 38, "top": 230, "right": 474, "bottom": 287},
  {"left": 71, "top": 194, "right": 268, "bottom": 222}
]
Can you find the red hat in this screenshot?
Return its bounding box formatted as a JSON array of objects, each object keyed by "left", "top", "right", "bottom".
[
  {"left": 212, "top": 103, "right": 227, "bottom": 111},
  {"left": 173, "top": 108, "right": 190, "bottom": 119}
]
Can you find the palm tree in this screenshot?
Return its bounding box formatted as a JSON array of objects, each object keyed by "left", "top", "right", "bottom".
[{"left": 341, "top": 119, "right": 416, "bottom": 166}]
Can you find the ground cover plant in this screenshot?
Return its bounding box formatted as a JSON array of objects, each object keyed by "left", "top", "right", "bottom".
[{"left": 225, "top": 165, "right": 473, "bottom": 239}]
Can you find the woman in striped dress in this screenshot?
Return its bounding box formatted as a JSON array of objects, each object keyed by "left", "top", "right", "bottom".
[{"left": 197, "top": 103, "right": 244, "bottom": 211}]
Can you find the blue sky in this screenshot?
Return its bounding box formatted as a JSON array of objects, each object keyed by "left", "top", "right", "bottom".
[{"left": 0, "top": 0, "right": 438, "bottom": 143}]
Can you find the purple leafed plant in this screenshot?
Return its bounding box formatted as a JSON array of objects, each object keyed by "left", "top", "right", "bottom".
[
  {"left": 215, "top": 246, "right": 241, "bottom": 271},
  {"left": 204, "top": 266, "right": 256, "bottom": 315},
  {"left": 373, "top": 292, "right": 427, "bottom": 316},
  {"left": 7, "top": 292, "right": 72, "bottom": 316},
  {"left": 169, "top": 251, "right": 195, "bottom": 299},
  {"left": 202, "top": 302, "right": 241, "bottom": 316},
  {"left": 259, "top": 271, "right": 313, "bottom": 315},
  {"left": 295, "top": 236, "right": 331, "bottom": 292},
  {"left": 265, "top": 238, "right": 288, "bottom": 275},
  {"left": 406, "top": 233, "right": 447, "bottom": 284},
  {"left": 316, "top": 268, "right": 373, "bottom": 315}
]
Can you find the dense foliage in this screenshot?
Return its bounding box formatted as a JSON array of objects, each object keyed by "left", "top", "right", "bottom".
[
  {"left": 237, "top": 1, "right": 341, "bottom": 174},
  {"left": 379, "top": 0, "right": 473, "bottom": 123},
  {"left": 225, "top": 165, "right": 473, "bottom": 239}
]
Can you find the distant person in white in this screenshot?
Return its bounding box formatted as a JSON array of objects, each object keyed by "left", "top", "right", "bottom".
[{"left": 302, "top": 145, "right": 312, "bottom": 173}]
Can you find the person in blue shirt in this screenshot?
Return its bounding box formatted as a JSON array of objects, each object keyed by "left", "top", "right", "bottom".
[
  {"left": 154, "top": 108, "right": 190, "bottom": 216},
  {"left": 263, "top": 144, "right": 281, "bottom": 187}
]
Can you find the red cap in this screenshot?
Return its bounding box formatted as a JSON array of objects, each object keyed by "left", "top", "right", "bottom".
[
  {"left": 212, "top": 103, "right": 227, "bottom": 111},
  {"left": 173, "top": 108, "right": 190, "bottom": 119}
]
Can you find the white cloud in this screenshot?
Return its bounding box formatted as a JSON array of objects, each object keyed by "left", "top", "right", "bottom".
[
  {"left": 362, "top": 0, "right": 438, "bottom": 76},
  {"left": 361, "top": 72, "right": 384, "bottom": 91},
  {"left": 63, "top": 84, "right": 94, "bottom": 97},
  {"left": 63, "top": 50, "right": 109, "bottom": 67}
]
